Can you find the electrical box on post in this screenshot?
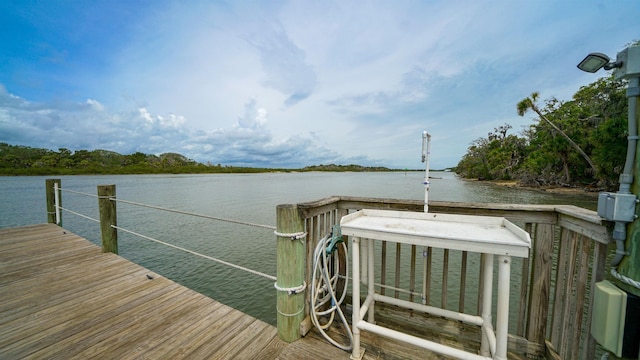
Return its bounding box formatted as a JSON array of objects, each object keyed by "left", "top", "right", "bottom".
[
  {"left": 614, "top": 45, "right": 640, "bottom": 80},
  {"left": 597, "top": 192, "right": 637, "bottom": 222},
  {"left": 613, "top": 46, "right": 640, "bottom": 80},
  {"left": 591, "top": 280, "right": 640, "bottom": 358}
]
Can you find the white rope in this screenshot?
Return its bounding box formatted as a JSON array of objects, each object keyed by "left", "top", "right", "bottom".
[
  {"left": 310, "top": 231, "right": 352, "bottom": 351},
  {"left": 276, "top": 305, "right": 305, "bottom": 317},
  {"left": 59, "top": 206, "right": 100, "bottom": 223},
  {"left": 59, "top": 188, "right": 99, "bottom": 198},
  {"left": 274, "top": 281, "right": 307, "bottom": 295},
  {"left": 611, "top": 267, "right": 640, "bottom": 291},
  {"left": 274, "top": 231, "right": 307, "bottom": 240},
  {"left": 112, "top": 198, "right": 276, "bottom": 230},
  {"left": 111, "top": 225, "right": 277, "bottom": 281}
]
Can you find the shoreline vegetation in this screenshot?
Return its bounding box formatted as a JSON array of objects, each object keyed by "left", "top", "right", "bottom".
[
  {"left": 0, "top": 142, "right": 417, "bottom": 176},
  {"left": 469, "top": 178, "right": 599, "bottom": 196},
  {"left": 0, "top": 142, "right": 598, "bottom": 195},
  {"left": 0, "top": 142, "right": 597, "bottom": 196},
  {"left": 455, "top": 75, "right": 629, "bottom": 194}
]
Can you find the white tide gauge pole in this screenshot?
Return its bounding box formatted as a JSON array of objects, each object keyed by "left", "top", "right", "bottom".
[
  {"left": 422, "top": 131, "right": 431, "bottom": 213},
  {"left": 421, "top": 131, "right": 431, "bottom": 305}
]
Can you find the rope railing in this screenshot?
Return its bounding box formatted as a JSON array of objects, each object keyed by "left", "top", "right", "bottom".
[
  {"left": 56, "top": 186, "right": 276, "bottom": 230},
  {"left": 59, "top": 206, "right": 100, "bottom": 223},
  {"left": 56, "top": 187, "right": 100, "bottom": 223},
  {"left": 111, "top": 224, "right": 277, "bottom": 281},
  {"left": 46, "top": 179, "right": 316, "bottom": 343},
  {"left": 111, "top": 198, "right": 277, "bottom": 231},
  {"left": 59, "top": 188, "right": 99, "bottom": 198},
  {"left": 51, "top": 183, "right": 278, "bottom": 283}
]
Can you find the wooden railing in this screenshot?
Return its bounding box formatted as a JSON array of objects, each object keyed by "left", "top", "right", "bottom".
[{"left": 288, "top": 196, "right": 609, "bottom": 359}]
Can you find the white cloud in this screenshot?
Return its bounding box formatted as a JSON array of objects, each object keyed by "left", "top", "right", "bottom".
[
  {"left": 2, "top": 0, "right": 640, "bottom": 169},
  {"left": 138, "top": 107, "right": 153, "bottom": 122},
  {"left": 0, "top": 88, "right": 368, "bottom": 167},
  {"left": 242, "top": 21, "right": 317, "bottom": 107},
  {"left": 236, "top": 98, "right": 268, "bottom": 129},
  {"left": 86, "top": 99, "right": 105, "bottom": 111}
]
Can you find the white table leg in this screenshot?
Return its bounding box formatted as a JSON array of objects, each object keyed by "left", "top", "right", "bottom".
[
  {"left": 495, "top": 255, "right": 511, "bottom": 360},
  {"left": 351, "top": 237, "right": 362, "bottom": 360},
  {"left": 422, "top": 246, "right": 428, "bottom": 304},
  {"left": 361, "top": 238, "right": 368, "bottom": 286},
  {"left": 480, "top": 253, "right": 494, "bottom": 357},
  {"left": 367, "top": 238, "right": 375, "bottom": 324}
]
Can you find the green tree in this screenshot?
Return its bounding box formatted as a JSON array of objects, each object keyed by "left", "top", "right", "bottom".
[
  {"left": 456, "top": 124, "right": 526, "bottom": 180},
  {"left": 574, "top": 76, "right": 628, "bottom": 187},
  {"left": 517, "top": 92, "right": 596, "bottom": 176},
  {"left": 459, "top": 76, "right": 628, "bottom": 190}
]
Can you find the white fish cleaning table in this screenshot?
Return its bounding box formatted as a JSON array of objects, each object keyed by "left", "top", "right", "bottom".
[{"left": 340, "top": 209, "right": 531, "bottom": 360}]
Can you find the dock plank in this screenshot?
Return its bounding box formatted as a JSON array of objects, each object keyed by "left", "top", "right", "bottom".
[
  {"left": 250, "top": 334, "right": 289, "bottom": 359},
  {"left": 0, "top": 266, "right": 150, "bottom": 339},
  {"left": 3, "top": 277, "right": 183, "bottom": 358},
  {"left": 142, "top": 303, "right": 238, "bottom": 359},
  {"left": 0, "top": 266, "right": 147, "bottom": 327},
  {"left": 111, "top": 298, "right": 225, "bottom": 359},
  {"left": 53, "top": 285, "right": 195, "bottom": 359}
]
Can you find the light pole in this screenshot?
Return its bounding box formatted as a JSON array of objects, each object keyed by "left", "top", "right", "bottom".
[{"left": 578, "top": 45, "right": 640, "bottom": 359}]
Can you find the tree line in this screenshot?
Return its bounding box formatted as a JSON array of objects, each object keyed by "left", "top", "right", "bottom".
[
  {"left": 455, "top": 75, "right": 628, "bottom": 191},
  {"left": 0, "top": 143, "right": 393, "bottom": 175}
]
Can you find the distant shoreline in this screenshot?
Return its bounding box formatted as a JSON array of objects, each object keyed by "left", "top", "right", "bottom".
[{"left": 469, "top": 178, "right": 600, "bottom": 197}]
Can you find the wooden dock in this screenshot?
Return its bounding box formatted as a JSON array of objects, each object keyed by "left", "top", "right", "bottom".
[
  {"left": 0, "top": 224, "right": 534, "bottom": 359},
  {"left": 0, "top": 224, "right": 355, "bottom": 360}
]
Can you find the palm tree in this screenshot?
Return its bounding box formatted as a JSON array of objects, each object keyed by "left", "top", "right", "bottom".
[{"left": 517, "top": 92, "right": 597, "bottom": 175}]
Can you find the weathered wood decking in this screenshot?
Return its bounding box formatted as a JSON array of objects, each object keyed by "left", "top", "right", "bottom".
[
  {"left": 0, "top": 224, "right": 533, "bottom": 359},
  {"left": 0, "top": 224, "right": 355, "bottom": 360}
]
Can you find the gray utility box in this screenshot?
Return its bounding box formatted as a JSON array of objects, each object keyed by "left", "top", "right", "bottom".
[
  {"left": 597, "top": 192, "right": 637, "bottom": 222},
  {"left": 614, "top": 45, "right": 640, "bottom": 80}
]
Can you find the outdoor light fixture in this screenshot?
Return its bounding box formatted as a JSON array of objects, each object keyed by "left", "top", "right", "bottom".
[
  {"left": 582, "top": 44, "right": 640, "bottom": 359},
  {"left": 577, "top": 52, "right": 619, "bottom": 73}
]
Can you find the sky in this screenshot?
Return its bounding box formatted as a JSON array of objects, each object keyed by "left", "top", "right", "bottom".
[{"left": 1, "top": 1, "right": 639, "bottom": 169}]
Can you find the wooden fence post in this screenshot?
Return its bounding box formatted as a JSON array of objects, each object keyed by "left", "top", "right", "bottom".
[
  {"left": 527, "top": 223, "right": 555, "bottom": 344},
  {"left": 45, "top": 179, "right": 61, "bottom": 226},
  {"left": 98, "top": 184, "right": 118, "bottom": 254},
  {"left": 275, "top": 204, "right": 305, "bottom": 342}
]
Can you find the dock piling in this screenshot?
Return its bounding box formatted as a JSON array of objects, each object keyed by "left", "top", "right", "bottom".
[
  {"left": 98, "top": 184, "right": 118, "bottom": 254},
  {"left": 275, "top": 204, "right": 306, "bottom": 342}
]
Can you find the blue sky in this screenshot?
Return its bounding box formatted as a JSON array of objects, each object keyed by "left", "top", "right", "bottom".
[{"left": 1, "top": 1, "right": 639, "bottom": 169}]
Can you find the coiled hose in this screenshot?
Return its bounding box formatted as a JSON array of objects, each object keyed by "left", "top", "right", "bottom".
[{"left": 310, "top": 230, "right": 353, "bottom": 351}]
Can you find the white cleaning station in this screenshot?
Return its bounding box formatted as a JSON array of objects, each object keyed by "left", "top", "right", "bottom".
[
  {"left": 341, "top": 131, "right": 531, "bottom": 360},
  {"left": 341, "top": 209, "right": 530, "bottom": 360}
]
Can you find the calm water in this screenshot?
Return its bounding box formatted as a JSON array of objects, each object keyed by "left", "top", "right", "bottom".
[{"left": 0, "top": 172, "right": 597, "bottom": 325}]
